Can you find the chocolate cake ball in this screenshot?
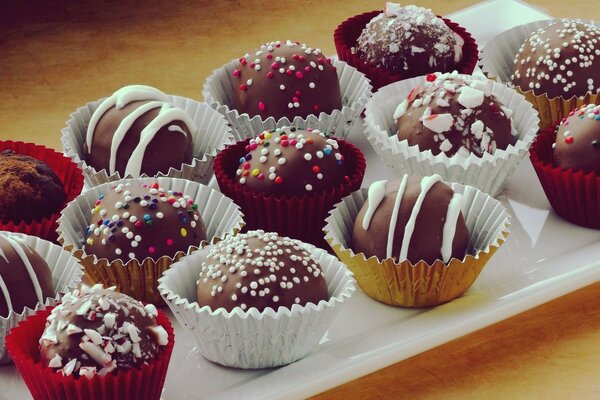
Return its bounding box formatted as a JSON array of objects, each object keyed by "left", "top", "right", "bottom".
[
  {"left": 395, "top": 72, "right": 517, "bottom": 157},
  {"left": 511, "top": 20, "right": 600, "bottom": 99},
  {"left": 39, "top": 284, "right": 169, "bottom": 378},
  {"left": 356, "top": 3, "right": 463, "bottom": 77},
  {"left": 0, "top": 234, "right": 53, "bottom": 317},
  {"left": 196, "top": 230, "right": 329, "bottom": 312},
  {"left": 554, "top": 104, "right": 600, "bottom": 174},
  {"left": 352, "top": 175, "right": 469, "bottom": 264},
  {"left": 83, "top": 182, "right": 206, "bottom": 262},
  {"left": 230, "top": 40, "right": 342, "bottom": 120},
  {"left": 84, "top": 85, "right": 196, "bottom": 177},
  {"left": 0, "top": 150, "right": 66, "bottom": 222},
  {"left": 235, "top": 127, "right": 348, "bottom": 196}
]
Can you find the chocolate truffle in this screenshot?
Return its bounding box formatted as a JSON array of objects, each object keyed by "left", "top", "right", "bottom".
[
  {"left": 352, "top": 175, "right": 469, "bottom": 264},
  {"left": 395, "top": 72, "right": 517, "bottom": 157},
  {"left": 196, "top": 230, "right": 328, "bottom": 312},
  {"left": 230, "top": 40, "right": 342, "bottom": 120},
  {"left": 0, "top": 235, "right": 53, "bottom": 317},
  {"left": 554, "top": 104, "right": 600, "bottom": 174},
  {"left": 511, "top": 20, "right": 600, "bottom": 99},
  {"left": 84, "top": 85, "right": 196, "bottom": 177},
  {"left": 83, "top": 182, "right": 206, "bottom": 262},
  {"left": 235, "top": 128, "right": 348, "bottom": 196},
  {"left": 39, "top": 284, "right": 169, "bottom": 378},
  {"left": 0, "top": 150, "right": 66, "bottom": 222},
  {"left": 356, "top": 3, "right": 463, "bottom": 77}
]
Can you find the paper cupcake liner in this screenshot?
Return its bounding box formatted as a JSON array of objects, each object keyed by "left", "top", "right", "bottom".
[
  {"left": 6, "top": 306, "right": 174, "bottom": 400},
  {"left": 158, "top": 243, "right": 355, "bottom": 369},
  {"left": 0, "top": 141, "right": 84, "bottom": 243},
  {"left": 202, "top": 59, "right": 372, "bottom": 141},
  {"left": 61, "top": 95, "right": 233, "bottom": 188},
  {"left": 213, "top": 138, "right": 366, "bottom": 249},
  {"left": 363, "top": 74, "right": 539, "bottom": 196},
  {"left": 0, "top": 232, "right": 84, "bottom": 363},
  {"left": 323, "top": 182, "right": 510, "bottom": 307},
  {"left": 480, "top": 19, "right": 600, "bottom": 130},
  {"left": 57, "top": 177, "right": 245, "bottom": 304},
  {"left": 333, "top": 10, "right": 479, "bottom": 91},
  {"left": 530, "top": 125, "right": 600, "bottom": 229}
]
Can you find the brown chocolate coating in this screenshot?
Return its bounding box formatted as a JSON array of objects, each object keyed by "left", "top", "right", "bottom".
[
  {"left": 0, "top": 150, "right": 66, "bottom": 223},
  {"left": 555, "top": 104, "right": 600, "bottom": 174},
  {"left": 511, "top": 20, "right": 600, "bottom": 99},
  {"left": 396, "top": 72, "right": 517, "bottom": 157},
  {"left": 357, "top": 5, "right": 462, "bottom": 77},
  {"left": 0, "top": 235, "right": 54, "bottom": 317},
  {"left": 235, "top": 128, "right": 347, "bottom": 197},
  {"left": 351, "top": 176, "right": 469, "bottom": 265},
  {"left": 196, "top": 230, "right": 329, "bottom": 312},
  {"left": 230, "top": 40, "right": 342, "bottom": 120},
  {"left": 83, "top": 182, "right": 206, "bottom": 262},
  {"left": 39, "top": 285, "right": 169, "bottom": 378}
]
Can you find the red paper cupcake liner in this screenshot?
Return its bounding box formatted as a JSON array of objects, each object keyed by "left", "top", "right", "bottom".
[
  {"left": 530, "top": 125, "right": 600, "bottom": 229},
  {"left": 6, "top": 306, "right": 174, "bottom": 400},
  {"left": 333, "top": 10, "right": 479, "bottom": 91},
  {"left": 0, "top": 141, "right": 84, "bottom": 243},
  {"left": 214, "top": 139, "right": 366, "bottom": 249}
]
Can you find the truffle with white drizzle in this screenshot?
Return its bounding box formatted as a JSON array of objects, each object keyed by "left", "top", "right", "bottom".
[
  {"left": 196, "top": 230, "right": 328, "bottom": 312},
  {"left": 554, "top": 103, "right": 600, "bottom": 174},
  {"left": 84, "top": 85, "right": 196, "bottom": 177},
  {"left": 0, "top": 234, "right": 53, "bottom": 317},
  {"left": 395, "top": 72, "right": 517, "bottom": 157},
  {"left": 351, "top": 175, "right": 469, "bottom": 264},
  {"left": 511, "top": 20, "right": 600, "bottom": 99},
  {"left": 39, "top": 284, "right": 169, "bottom": 379}
]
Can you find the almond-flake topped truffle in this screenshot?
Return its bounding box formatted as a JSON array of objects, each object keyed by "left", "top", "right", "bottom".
[
  {"left": 39, "top": 285, "right": 169, "bottom": 379},
  {"left": 511, "top": 20, "right": 600, "bottom": 99},
  {"left": 554, "top": 104, "right": 600, "bottom": 174},
  {"left": 196, "top": 230, "right": 329, "bottom": 312},
  {"left": 395, "top": 72, "right": 517, "bottom": 157},
  {"left": 356, "top": 3, "right": 463, "bottom": 77}
]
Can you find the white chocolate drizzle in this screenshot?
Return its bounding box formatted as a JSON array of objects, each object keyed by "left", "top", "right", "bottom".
[{"left": 441, "top": 192, "right": 464, "bottom": 262}]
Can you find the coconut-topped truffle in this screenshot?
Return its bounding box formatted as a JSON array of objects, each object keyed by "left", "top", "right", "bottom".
[
  {"left": 84, "top": 85, "right": 196, "bottom": 177},
  {"left": 83, "top": 182, "right": 206, "bottom": 262},
  {"left": 395, "top": 72, "right": 517, "bottom": 157},
  {"left": 39, "top": 285, "right": 169, "bottom": 378},
  {"left": 234, "top": 127, "right": 348, "bottom": 196},
  {"left": 196, "top": 230, "right": 329, "bottom": 312},
  {"left": 356, "top": 3, "right": 463, "bottom": 77},
  {"left": 554, "top": 104, "right": 600, "bottom": 174},
  {"left": 230, "top": 40, "right": 342, "bottom": 120},
  {"left": 511, "top": 20, "right": 600, "bottom": 99}
]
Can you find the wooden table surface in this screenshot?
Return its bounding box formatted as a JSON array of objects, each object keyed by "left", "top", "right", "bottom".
[{"left": 2, "top": 1, "right": 600, "bottom": 399}]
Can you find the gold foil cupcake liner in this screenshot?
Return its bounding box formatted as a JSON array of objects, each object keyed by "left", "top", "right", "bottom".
[
  {"left": 61, "top": 95, "right": 233, "bottom": 188},
  {"left": 323, "top": 182, "right": 510, "bottom": 307},
  {"left": 57, "top": 177, "right": 244, "bottom": 304}
]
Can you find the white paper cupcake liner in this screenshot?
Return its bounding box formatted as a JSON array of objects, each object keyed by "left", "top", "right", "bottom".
[
  {"left": 363, "top": 74, "right": 539, "bottom": 196},
  {"left": 61, "top": 95, "right": 233, "bottom": 188},
  {"left": 202, "top": 59, "right": 372, "bottom": 140},
  {"left": 158, "top": 243, "right": 356, "bottom": 369},
  {"left": 0, "top": 232, "right": 84, "bottom": 363}
]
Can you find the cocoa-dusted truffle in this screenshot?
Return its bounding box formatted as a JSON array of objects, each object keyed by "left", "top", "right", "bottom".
[
  {"left": 196, "top": 230, "right": 328, "bottom": 312},
  {"left": 230, "top": 40, "right": 342, "bottom": 120},
  {"left": 352, "top": 175, "right": 469, "bottom": 264},
  {"left": 39, "top": 284, "right": 169, "bottom": 378},
  {"left": 84, "top": 85, "right": 196, "bottom": 177},
  {"left": 235, "top": 127, "right": 348, "bottom": 196},
  {"left": 357, "top": 3, "right": 463, "bottom": 77},
  {"left": 83, "top": 182, "right": 206, "bottom": 262},
  {"left": 0, "top": 150, "right": 66, "bottom": 223},
  {"left": 554, "top": 104, "right": 600, "bottom": 174},
  {"left": 511, "top": 20, "right": 600, "bottom": 99},
  {"left": 395, "top": 72, "right": 517, "bottom": 157},
  {"left": 0, "top": 234, "right": 54, "bottom": 317}
]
